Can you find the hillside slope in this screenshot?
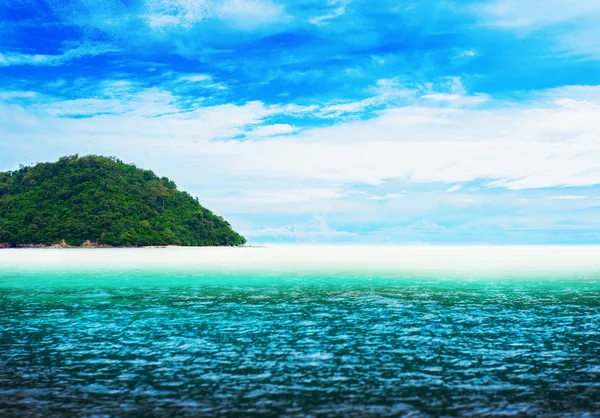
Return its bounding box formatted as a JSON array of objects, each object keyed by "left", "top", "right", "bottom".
[{"left": 0, "top": 155, "right": 246, "bottom": 247}]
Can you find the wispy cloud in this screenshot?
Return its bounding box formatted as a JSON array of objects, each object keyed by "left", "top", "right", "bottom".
[
  {"left": 218, "top": 0, "right": 286, "bottom": 29},
  {"left": 476, "top": 0, "right": 600, "bottom": 57},
  {"left": 476, "top": 0, "right": 600, "bottom": 29},
  {"left": 246, "top": 123, "right": 296, "bottom": 138},
  {"left": 177, "top": 74, "right": 213, "bottom": 82},
  {"left": 132, "top": 0, "right": 286, "bottom": 30},
  {"left": 0, "top": 43, "right": 117, "bottom": 67},
  {"left": 367, "top": 193, "right": 404, "bottom": 201},
  {"left": 548, "top": 195, "right": 589, "bottom": 200},
  {"left": 309, "top": 0, "right": 350, "bottom": 26},
  {"left": 250, "top": 214, "right": 356, "bottom": 243}
]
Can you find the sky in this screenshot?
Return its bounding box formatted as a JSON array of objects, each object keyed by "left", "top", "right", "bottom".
[{"left": 1, "top": 0, "right": 600, "bottom": 244}]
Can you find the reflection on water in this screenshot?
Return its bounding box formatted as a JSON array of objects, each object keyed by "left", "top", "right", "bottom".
[{"left": 1, "top": 272, "right": 600, "bottom": 417}]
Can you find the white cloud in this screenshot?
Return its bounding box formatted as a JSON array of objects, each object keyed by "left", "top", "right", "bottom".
[
  {"left": 249, "top": 214, "right": 356, "bottom": 242},
  {"left": 252, "top": 188, "right": 345, "bottom": 204},
  {"left": 175, "top": 73, "right": 228, "bottom": 90},
  {"left": 222, "top": 100, "right": 597, "bottom": 189},
  {"left": 27, "top": 82, "right": 178, "bottom": 118},
  {"left": 549, "top": 195, "right": 589, "bottom": 200},
  {"left": 177, "top": 74, "right": 212, "bottom": 82},
  {"left": 219, "top": 0, "right": 285, "bottom": 29},
  {"left": 0, "top": 88, "right": 279, "bottom": 159},
  {"left": 212, "top": 188, "right": 346, "bottom": 210},
  {"left": 247, "top": 124, "right": 295, "bottom": 138},
  {"left": 144, "top": 13, "right": 190, "bottom": 28},
  {"left": 406, "top": 220, "right": 446, "bottom": 231},
  {"left": 476, "top": 0, "right": 600, "bottom": 57},
  {"left": 318, "top": 97, "right": 381, "bottom": 117},
  {"left": 368, "top": 76, "right": 489, "bottom": 108},
  {"left": 278, "top": 103, "right": 320, "bottom": 115},
  {"left": 367, "top": 193, "right": 404, "bottom": 201},
  {"left": 421, "top": 93, "right": 490, "bottom": 106},
  {"left": 309, "top": 0, "right": 349, "bottom": 25},
  {"left": 2, "top": 84, "right": 600, "bottom": 195},
  {"left": 314, "top": 76, "right": 488, "bottom": 119},
  {"left": 0, "top": 91, "right": 37, "bottom": 100},
  {"left": 477, "top": 0, "right": 600, "bottom": 29},
  {"left": 141, "top": 0, "right": 215, "bottom": 28},
  {"left": 0, "top": 43, "right": 117, "bottom": 67},
  {"left": 539, "top": 85, "right": 600, "bottom": 102},
  {"left": 141, "top": 0, "right": 285, "bottom": 30},
  {"left": 447, "top": 185, "right": 461, "bottom": 192}
]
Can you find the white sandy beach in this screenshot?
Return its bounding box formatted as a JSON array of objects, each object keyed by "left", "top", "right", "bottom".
[{"left": 2, "top": 245, "right": 600, "bottom": 276}]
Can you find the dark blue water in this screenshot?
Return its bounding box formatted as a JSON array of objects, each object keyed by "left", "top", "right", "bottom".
[{"left": 1, "top": 270, "right": 600, "bottom": 417}]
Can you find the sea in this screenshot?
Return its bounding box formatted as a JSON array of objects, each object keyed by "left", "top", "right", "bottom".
[{"left": 1, "top": 246, "right": 599, "bottom": 417}]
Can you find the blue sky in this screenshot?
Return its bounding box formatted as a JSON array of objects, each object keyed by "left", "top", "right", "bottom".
[{"left": 1, "top": 0, "right": 600, "bottom": 244}]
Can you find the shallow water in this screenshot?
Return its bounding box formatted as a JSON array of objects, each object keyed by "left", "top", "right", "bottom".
[{"left": 1, "top": 248, "right": 600, "bottom": 417}]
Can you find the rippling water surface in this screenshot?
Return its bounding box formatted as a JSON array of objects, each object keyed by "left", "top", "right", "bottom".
[{"left": 1, "top": 248, "right": 600, "bottom": 417}]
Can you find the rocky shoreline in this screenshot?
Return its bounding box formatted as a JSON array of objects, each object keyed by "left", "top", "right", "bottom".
[
  {"left": 2, "top": 240, "right": 112, "bottom": 249},
  {"left": 0, "top": 241, "right": 253, "bottom": 249}
]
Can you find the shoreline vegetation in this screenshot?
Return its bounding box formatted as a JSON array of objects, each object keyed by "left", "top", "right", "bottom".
[{"left": 0, "top": 155, "right": 246, "bottom": 248}]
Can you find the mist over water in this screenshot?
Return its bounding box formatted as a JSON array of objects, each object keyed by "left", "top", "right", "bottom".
[{"left": 1, "top": 247, "right": 600, "bottom": 417}]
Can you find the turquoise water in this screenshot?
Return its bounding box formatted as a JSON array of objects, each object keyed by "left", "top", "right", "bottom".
[{"left": 1, "top": 249, "right": 600, "bottom": 417}]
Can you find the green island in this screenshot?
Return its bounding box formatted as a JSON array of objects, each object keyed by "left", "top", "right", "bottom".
[{"left": 0, "top": 155, "right": 246, "bottom": 248}]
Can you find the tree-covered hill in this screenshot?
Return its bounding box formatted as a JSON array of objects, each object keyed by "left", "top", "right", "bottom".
[{"left": 0, "top": 155, "right": 246, "bottom": 247}]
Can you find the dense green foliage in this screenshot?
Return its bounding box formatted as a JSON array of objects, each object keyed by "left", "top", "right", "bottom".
[{"left": 0, "top": 155, "right": 246, "bottom": 247}]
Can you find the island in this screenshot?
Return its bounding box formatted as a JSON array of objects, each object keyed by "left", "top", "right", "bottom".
[{"left": 0, "top": 155, "right": 246, "bottom": 248}]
